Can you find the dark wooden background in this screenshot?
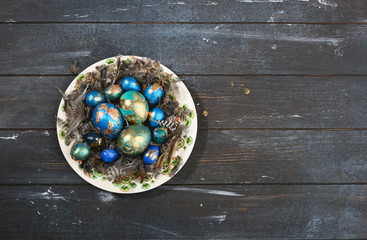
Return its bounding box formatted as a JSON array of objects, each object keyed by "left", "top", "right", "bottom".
[{"left": 1, "top": 0, "right": 367, "bottom": 239}]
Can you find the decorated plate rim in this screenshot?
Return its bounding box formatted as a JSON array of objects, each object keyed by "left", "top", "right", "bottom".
[{"left": 56, "top": 55, "right": 198, "bottom": 194}]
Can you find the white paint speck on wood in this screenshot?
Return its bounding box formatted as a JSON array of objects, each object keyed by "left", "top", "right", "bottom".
[
  {"left": 20, "top": 188, "right": 71, "bottom": 203},
  {"left": 238, "top": 0, "right": 284, "bottom": 2},
  {"left": 289, "top": 114, "right": 302, "bottom": 118},
  {"left": 165, "top": 187, "right": 245, "bottom": 196},
  {"left": 317, "top": 0, "right": 337, "bottom": 8},
  {"left": 131, "top": 222, "right": 181, "bottom": 236},
  {"left": 98, "top": 191, "right": 116, "bottom": 203}
]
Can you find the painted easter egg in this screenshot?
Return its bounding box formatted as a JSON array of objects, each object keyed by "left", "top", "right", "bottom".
[
  {"left": 121, "top": 76, "right": 141, "bottom": 92},
  {"left": 119, "top": 91, "right": 149, "bottom": 124},
  {"left": 152, "top": 127, "right": 168, "bottom": 144},
  {"left": 71, "top": 142, "right": 90, "bottom": 161},
  {"left": 117, "top": 124, "right": 151, "bottom": 156},
  {"left": 92, "top": 103, "right": 124, "bottom": 138},
  {"left": 144, "top": 83, "right": 163, "bottom": 106},
  {"left": 148, "top": 107, "right": 165, "bottom": 128},
  {"left": 84, "top": 132, "right": 104, "bottom": 148},
  {"left": 101, "top": 148, "right": 119, "bottom": 163},
  {"left": 85, "top": 91, "right": 106, "bottom": 107},
  {"left": 143, "top": 145, "right": 160, "bottom": 165},
  {"left": 105, "top": 84, "right": 123, "bottom": 101}
]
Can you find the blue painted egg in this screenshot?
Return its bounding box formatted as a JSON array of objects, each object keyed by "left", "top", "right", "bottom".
[
  {"left": 152, "top": 127, "right": 168, "bottom": 144},
  {"left": 148, "top": 107, "right": 165, "bottom": 128},
  {"left": 105, "top": 84, "right": 123, "bottom": 101},
  {"left": 101, "top": 148, "right": 119, "bottom": 163},
  {"left": 84, "top": 132, "right": 104, "bottom": 148},
  {"left": 92, "top": 103, "right": 124, "bottom": 139},
  {"left": 121, "top": 76, "right": 141, "bottom": 92},
  {"left": 143, "top": 145, "right": 159, "bottom": 165},
  {"left": 85, "top": 91, "right": 106, "bottom": 107},
  {"left": 144, "top": 83, "right": 164, "bottom": 106},
  {"left": 71, "top": 142, "right": 90, "bottom": 161},
  {"left": 119, "top": 91, "right": 149, "bottom": 124}
]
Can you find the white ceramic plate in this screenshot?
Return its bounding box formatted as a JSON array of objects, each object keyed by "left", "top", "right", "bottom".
[{"left": 57, "top": 55, "right": 197, "bottom": 194}]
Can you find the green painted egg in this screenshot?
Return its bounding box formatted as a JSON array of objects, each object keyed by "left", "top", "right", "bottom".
[
  {"left": 105, "top": 84, "right": 123, "bottom": 101},
  {"left": 119, "top": 91, "right": 149, "bottom": 124},
  {"left": 71, "top": 142, "right": 90, "bottom": 161},
  {"left": 153, "top": 127, "right": 168, "bottom": 144},
  {"left": 117, "top": 124, "right": 151, "bottom": 156}
]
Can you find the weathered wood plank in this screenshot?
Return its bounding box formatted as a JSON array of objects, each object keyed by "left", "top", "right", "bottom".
[
  {"left": 1, "top": 0, "right": 366, "bottom": 23},
  {"left": 1, "top": 24, "right": 366, "bottom": 75},
  {"left": 189, "top": 75, "right": 367, "bottom": 129},
  {"left": 1, "top": 76, "right": 367, "bottom": 129},
  {"left": 1, "top": 185, "right": 366, "bottom": 239},
  {"left": 0, "top": 77, "right": 70, "bottom": 129},
  {"left": 2, "top": 130, "right": 367, "bottom": 184}
]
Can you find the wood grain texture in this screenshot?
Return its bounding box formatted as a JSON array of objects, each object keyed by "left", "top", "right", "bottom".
[
  {"left": 1, "top": 0, "right": 366, "bottom": 23},
  {"left": 2, "top": 1, "right": 367, "bottom": 238},
  {"left": 1, "top": 76, "right": 367, "bottom": 129},
  {"left": 2, "top": 130, "right": 367, "bottom": 184},
  {"left": 1, "top": 24, "right": 366, "bottom": 75},
  {"left": 1, "top": 185, "right": 366, "bottom": 239}
]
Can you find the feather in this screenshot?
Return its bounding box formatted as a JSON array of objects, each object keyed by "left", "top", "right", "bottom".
[
  {"left": 106, "top": 157, "right": 140, "bottom": 181},
  {"left": 79, "top": 121, "right": 97, "bottom": 136},
  {"left": 57, "top": 87, "right": 68, "bottom": 101},
  {"left": 169, "top": 155, "right": 182, "bottom": 177},
  {"left": 56, "top": 116, "right": 64, "bottom": 126},
  {"left": 137, "top": 157, "right": 147, "bottom": 181},
  {"left": 155, "top": 125, "right": 185, "bottom": 170},
  {"left": 64, "top": 102, "right": 85, "bottom": 138},
  {"left": 62, "top": 86, "right": 88, "bottom": 138},
  {"left": 74, "top": 86, "right": 88, "bottom": 105},
  {"left": 112, "top": 56, "right": 121, "bottom": 85},
  {"left": 159, "top": 97, "right": 179, "bottom": 116},
  {"left": 154, "top": 115, "right": 178, "bottom": 132},
  {"left": 70, "top": 60, "right": 80, "bottom": 75}
]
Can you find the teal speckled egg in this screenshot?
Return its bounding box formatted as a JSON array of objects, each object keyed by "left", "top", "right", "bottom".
[
  {"left": 71, "top": 142, "right": 90, "bottom": 161},
  {"left": 84, "top": 132, "right": 104, "bottom": 148},
  {"left": 119, "top": 91, "right": 149, "bottom": 124},
  {"left": 105, "top": 84, "right": 123, "bottom": 101},
  {"left": 152, "top": 127, "right": 168, "bottom": 144},
  {"left": 117, "top": 124, "right": 151, "bottom": 156}
]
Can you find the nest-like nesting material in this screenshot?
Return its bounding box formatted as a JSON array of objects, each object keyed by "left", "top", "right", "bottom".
[{"left": 58, "top": 55, "right": 190, "bottom": 184}]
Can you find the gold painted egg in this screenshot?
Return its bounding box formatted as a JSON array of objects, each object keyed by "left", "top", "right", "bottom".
[
  {"left": 119, "top": 91, "right": 149, "bottom": 124},
  {"left": 117, "top": 124, "right": 151, "bottom": 156}
]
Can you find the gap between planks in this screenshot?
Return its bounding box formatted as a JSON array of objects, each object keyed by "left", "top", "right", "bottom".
[
  {"left": 2, "top": 183, "right": 367, "bottom": 187},
  {"left": 3, "top": 128, "right": 367, "bottom": 131},
  {"left": 1, "top": 74, "right": 367, "bottom": 77},
  {"left": 1, "top": 21, "right": 367, "bottom": 25}
]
